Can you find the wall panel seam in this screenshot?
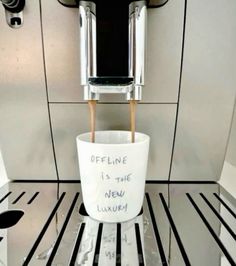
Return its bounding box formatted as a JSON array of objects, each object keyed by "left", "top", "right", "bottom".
[
  {"left": 39, "top": 0, "right": 59, "bottom": 181},
  {"left": 168, "top": 0, "right": 187, "bottom": 181}
]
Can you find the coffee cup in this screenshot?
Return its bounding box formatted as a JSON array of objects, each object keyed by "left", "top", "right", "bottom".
[{"left": 76, "top": 130, "right": 150, "bottom": 223}]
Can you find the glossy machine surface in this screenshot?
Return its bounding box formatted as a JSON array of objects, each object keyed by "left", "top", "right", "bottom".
[
  {"left": 0, "top": 0, "right": 236, "bottom": 181},
  {"left": 0, "top": 182, "right": 235, "bottom": 265}
]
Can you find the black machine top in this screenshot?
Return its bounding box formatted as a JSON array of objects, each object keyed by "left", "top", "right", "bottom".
[{"left": 58, "top": 0, "right": 168, "bottom": 8}]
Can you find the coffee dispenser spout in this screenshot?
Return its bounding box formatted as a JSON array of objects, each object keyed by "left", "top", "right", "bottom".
[
  {"left": 79, "top": 1, "right": 98, "bottom": 100},
  {"left": 79, "top": 0, "right": 147, "bottom": 101},
  {"left": 58, "top": 0, "right": 169, "bottom": 100},
  {"left": 127, "top": 1, "right": 146, "bottom": 101}
]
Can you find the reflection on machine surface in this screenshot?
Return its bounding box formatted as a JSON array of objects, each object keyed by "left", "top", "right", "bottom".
[{"left": 0, "top": 182, "right": 235, "bottom": 265}]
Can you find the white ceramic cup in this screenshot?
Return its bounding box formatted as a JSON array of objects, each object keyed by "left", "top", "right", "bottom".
[{"left": 76, "top": 131, "right": 150, "bottom": 223}]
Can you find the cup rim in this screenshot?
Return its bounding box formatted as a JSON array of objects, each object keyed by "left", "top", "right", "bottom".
[{"left": 76, "top": 130, "right": 150, "bottom": 146}]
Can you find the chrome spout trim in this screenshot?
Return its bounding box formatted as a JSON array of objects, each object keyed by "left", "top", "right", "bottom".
[
  {"left": 129, "top": 1, "right": 147, "bottom": 89},
  {"left": 79, "top": 1, "right": 97, "bottom": 86}
]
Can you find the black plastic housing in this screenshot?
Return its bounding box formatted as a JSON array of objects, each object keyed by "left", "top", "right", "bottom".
[
  {"left": 2, "top": 0, "right": 25, "bottom": 13},
  {"left": 58, "top": 0, "right": 169, "bottom": 8}
]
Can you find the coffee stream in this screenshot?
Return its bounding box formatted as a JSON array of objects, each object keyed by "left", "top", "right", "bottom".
[
  {"left": 88, "top": 100, "right": 137, "bottom": 143},
  {"left": 129, "top": 100, "right": 137, "bottom": 143},
  {"left": 88, "top": 100, "right": 96, "bottom": 143}
]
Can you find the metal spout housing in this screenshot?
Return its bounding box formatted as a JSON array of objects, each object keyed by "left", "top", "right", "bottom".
[{"left": 79, "top": 0, "right": 147, "bottom": 101}]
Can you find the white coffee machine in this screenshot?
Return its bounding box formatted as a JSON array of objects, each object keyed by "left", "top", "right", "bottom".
[{"left": 0, "top": 0, "right": 235, "bottom": 265}]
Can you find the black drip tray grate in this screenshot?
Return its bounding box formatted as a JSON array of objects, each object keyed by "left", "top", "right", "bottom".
[{"left": 0, "top": 182, "right": 235, "bottom": 265}]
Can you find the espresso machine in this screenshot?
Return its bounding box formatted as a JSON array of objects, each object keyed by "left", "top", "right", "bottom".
[{"left": 0, "top": 0, "right": 236, "bottom": 265}]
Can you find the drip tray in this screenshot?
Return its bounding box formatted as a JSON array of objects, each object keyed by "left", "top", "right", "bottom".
[{"left": 0, "top": 181, "right": 235, "bottom": 265}]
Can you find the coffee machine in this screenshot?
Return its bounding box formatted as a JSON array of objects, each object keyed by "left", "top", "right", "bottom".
[{"left": 0, "top": 0, "right": 235, "bottom": 265}]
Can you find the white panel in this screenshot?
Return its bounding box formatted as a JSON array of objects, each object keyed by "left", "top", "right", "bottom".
[
  {"left": 0, "top": 1, "right": 57, "bottom": 180},
  {"left": 220, "top": 103, "right": 236, "bottom": 197},
  {"left": 144, "top": 0, "right": 184, "bottom": 102},
  {"left": 171, "top": 0, "right": 236, "bottom": 180},
  {"left": 226, "top": 102, "right": 236, "bottom": 166},
  {"left": 50, "top": 103, "right": 176, "bottom": 180},
  {"left": 41, "top": 0, "right": 81, "bottom": 102}
]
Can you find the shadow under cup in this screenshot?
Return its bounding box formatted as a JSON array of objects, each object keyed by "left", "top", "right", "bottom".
[{"left": 76, "top": 131, "right": 150, "bottom": 223}]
